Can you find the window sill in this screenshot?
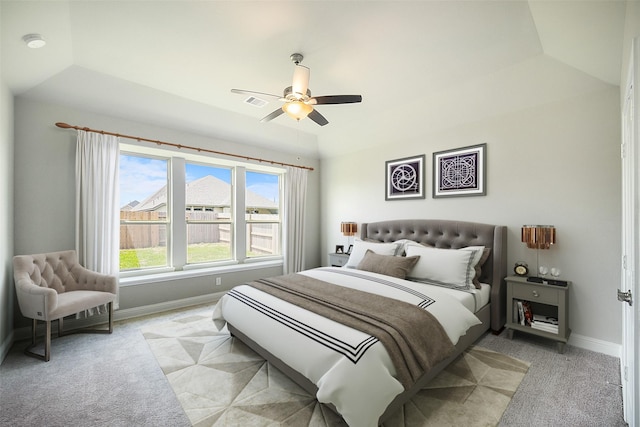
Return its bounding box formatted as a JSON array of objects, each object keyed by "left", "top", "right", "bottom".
[{"left": 119, "top": 259, "right": 283, "bottom": 287}]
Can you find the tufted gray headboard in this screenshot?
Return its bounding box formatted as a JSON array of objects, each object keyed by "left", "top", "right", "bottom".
[{"left": 361, "top": 219, "right": 507, "bottom": 331}]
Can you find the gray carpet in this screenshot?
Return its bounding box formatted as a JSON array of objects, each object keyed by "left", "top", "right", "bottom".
[
  {"left": 0, "top": 304, "right": 627, "bottom": 427},
  {"left": 0, "top": 310, "right": 193, "bottom": 427},
  {"left": 479, "top": 332, "right": 627, "bottom": 427}
]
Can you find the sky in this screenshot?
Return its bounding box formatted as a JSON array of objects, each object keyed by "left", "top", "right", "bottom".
[{"left": 119, "top": 154, "right": 279, "bottom": 207}]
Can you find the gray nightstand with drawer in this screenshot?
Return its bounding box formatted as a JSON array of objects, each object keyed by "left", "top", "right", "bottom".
[
  {"left": 329, "top": 253, "right": 349, "bottom": 267},
  {"left": 505, "top": 275, "right": 571, "bottom": 353}
]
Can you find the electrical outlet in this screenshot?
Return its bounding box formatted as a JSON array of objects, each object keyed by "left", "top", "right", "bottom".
[{"left": 215, "top": 277, "right": 222, "bottom": 286}]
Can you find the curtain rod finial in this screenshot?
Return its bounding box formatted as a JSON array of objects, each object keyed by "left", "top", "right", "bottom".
[{"left": 56, "top": 122, "right": 72, "bottom": 129}]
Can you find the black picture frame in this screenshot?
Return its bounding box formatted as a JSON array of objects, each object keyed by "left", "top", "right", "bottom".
[
  {"left": 385, "top": 154, "right": 426, "bottom": 201},
  {"left": 335, "top": 245, "right": 344, "bottom": 254},
  {"left": 433, "top": 143, "right": 486, "bottom": 198},
  {"left": 346, "top": 244, "right": 353, "bottom": 255}
]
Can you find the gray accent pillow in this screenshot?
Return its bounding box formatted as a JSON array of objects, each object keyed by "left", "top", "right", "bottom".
[
  {"left": 344, "top": 239, "right": 401, "bottom": 268},
  {"left": 356, "top": 249, "right": 420, "bottom": 279},
  {"left": 473, "top": 247, "right": 492, "bottom": 289}
]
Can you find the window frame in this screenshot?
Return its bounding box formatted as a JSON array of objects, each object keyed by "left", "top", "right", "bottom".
[
  {"left": 119, "top": 152, "right": 172, "bottom": 274},
  {"left": 184, "top": 161, "right": 234, "bottom": 266},
  {"left": 119, "top": 143, "right": 284, "bottom": 278},
  {"left": 244, "top": 169, "right": 282, "bottom": 261}
]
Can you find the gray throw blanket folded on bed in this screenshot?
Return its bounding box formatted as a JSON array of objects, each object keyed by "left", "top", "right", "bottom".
[{"left": 248, "top": 273, "right": 454, "bottom": 390}]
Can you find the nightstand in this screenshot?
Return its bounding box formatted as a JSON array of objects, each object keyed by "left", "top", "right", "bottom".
[
  {"left": 329, "top": 252, "right": 349, "bottom": 267},
  {"left": 505, "top": 275, "right": 571, "bottom": 353}
]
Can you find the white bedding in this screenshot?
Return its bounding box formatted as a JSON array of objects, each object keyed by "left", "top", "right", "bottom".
[
  {"left": 432, "top": 282, "right": 491, "bottom": 312},
  {"left": 212, "top": 267, "right": 481, "bottom": 427}
]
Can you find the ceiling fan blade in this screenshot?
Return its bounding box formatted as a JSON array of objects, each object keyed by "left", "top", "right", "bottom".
[
  {"left": 309, "top": 95, "right": 362, "bottom": 105},
  {"left": 291, "top": 65, "right": 310, "bottom": 97},
  {"left": 308, "top": 109, "right": 329, "bottom": 126},
  {"left": 231, "top": 89, "right": 283, "bottom": 101},
  {"left": 260, "top": 108, "right": 285, "bottom": 123}
]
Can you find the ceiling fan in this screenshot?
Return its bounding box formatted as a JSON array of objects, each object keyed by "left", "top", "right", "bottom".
[{"left": 231, "top": 53, "right": 362, "bottom": 126}]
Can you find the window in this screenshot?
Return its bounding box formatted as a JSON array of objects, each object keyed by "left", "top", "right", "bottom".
[
  {"left": 119, "top": 154, "right": 169, "bottom": 271},
  {"left": 119, "top": 146, "right": 283, "bottom": 275},
  {"left": 245, "top": 171, "right": 281, "bottom": 259},
  {"left": 185, "top": 163, "right": 233, "bottom": 264}
]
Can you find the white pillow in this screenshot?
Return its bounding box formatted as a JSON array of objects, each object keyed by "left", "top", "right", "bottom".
[
  {"left": 392, "top": 238, "right": 427, "bottom": 255},
  {"left": 344, "top": 238, "right": 401, "bottom": 268},
  {"left": 405, "top": 243, "right": 485, "bottom": 290}
]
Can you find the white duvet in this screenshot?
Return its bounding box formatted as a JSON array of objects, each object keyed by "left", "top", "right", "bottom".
[{"left": 212, "top": 267, "right": 481, "bottom": 427}]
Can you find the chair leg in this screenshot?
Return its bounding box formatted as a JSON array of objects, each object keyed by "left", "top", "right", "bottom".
[
  {"left": 31, "top": 318, "right": 37, "bottom": 346},
  {"left": 45, "top": 321, "right": 51, "bottom": 362},
  {"left": 59, "top": 303, "right": 114, "bottom": 336},
  {"left": 24, "top": 303, "right": 114, "bottom": 362},
  {"left": 108, "top": 301, "right": 113, "bottom": 333},
  {"left": 24, "top": 319, "right": 51, "bottom": 362}
]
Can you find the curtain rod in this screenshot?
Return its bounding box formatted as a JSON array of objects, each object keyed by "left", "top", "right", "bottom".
[{"left": 55, "top": 122, "right": 314, "bottom": 171}]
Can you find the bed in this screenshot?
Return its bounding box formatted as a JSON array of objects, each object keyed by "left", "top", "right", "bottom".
[{"left": 212, "top": 219, "right": 507, "bottom": 426}]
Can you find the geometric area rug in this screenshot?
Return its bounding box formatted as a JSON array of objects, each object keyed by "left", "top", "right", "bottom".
[{"left": 141, "top": 313, "right": 529, "bottom": 427}]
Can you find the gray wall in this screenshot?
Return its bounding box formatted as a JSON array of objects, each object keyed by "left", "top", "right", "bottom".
[
  {"left": 321, "top": 86, "right": 622, "bottom": 352},
  {"left": 621, "top": 1, "right": 640, "bottom": 98},
  {"left": 0, "top": 73, "right": 15, "bottom": 360},
  {"left": 11, "top": 97, "right": 321, "bottom": 328}
]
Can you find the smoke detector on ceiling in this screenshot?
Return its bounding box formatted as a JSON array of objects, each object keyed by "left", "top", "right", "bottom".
[{"left": 22, "top": 34, "right": 46, "bottom": 49}]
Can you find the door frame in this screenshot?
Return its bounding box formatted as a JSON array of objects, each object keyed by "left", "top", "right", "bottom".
[{"left": 620, "top": 37, "right": 639, "bottom": 427}]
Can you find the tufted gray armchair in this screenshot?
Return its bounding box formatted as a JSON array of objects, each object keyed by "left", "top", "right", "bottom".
[{"left": 13, "top": 250, "right": 117, "bottom": 361}]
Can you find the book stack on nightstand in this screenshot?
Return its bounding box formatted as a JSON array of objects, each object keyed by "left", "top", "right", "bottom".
[
  {"left": 530, "top": 314, "right": 559, "bottom": 334},
  {"left": 514, "top": 301, "right": 559, "bottom": 333}
]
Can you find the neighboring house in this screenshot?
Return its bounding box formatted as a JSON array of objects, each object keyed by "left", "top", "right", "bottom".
[
  {"left": 121, "top": 175, "right": 279, "bottom": 250},
  {"left": 120, "top": 200, "right": 140, "bottom": 211},
  {"left": 130, "top": 175, "right": 278, "bottom": 214}
]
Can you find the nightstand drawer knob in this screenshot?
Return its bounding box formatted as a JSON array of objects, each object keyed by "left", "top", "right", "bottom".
[{"left": 532, "top": 290, "right": 539, "bottom": 297}]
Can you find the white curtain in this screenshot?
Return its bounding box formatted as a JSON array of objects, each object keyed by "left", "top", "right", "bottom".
[
  {"left": 283, "top": 166, "right": 308, "bottom": 274},
  {"left": 75, "top": 130, "right": 120, "bottom": 313}
]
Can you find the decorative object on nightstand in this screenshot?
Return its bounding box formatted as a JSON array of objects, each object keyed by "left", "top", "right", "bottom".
[
  {"left": 341, "top": 221, "right": 358, "bottom": 250},
  {"left": 329, "top": 252, "right": 350, "bottom": 267},
  {"left": 521, "top": 225, "right": 556, "bottom": 283},
  {"left": 514, "top": 261, "right": 529, "bottom": 277},
  {"left": 505, "top": 275, "right": 571, "bottom": 353}
]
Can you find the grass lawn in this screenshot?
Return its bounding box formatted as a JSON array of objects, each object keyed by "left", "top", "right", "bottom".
[{"left": 120, "top": 243, "right": 231, "bottom": 270}]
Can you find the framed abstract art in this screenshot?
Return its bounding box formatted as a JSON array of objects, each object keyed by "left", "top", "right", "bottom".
[
  {"left": 385, "top": 154, "right": 425, "bottom": 200},
  {"left": 432, "top": 143, "right": 486, "bottom": 198}
]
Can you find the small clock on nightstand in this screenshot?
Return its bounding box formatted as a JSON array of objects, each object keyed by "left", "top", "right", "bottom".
[{"left": 514, "top": 262, "right": 529, "bottom": 277}]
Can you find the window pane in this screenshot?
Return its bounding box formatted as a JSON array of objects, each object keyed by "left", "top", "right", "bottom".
[
  {"left": 119, "top": 154, "right": 169, "bottom": 271},
  {"left": 246, "top": 223, "right": 280, "bottom": 257},
  {"left": 246, "top": 171, "right": 280, "bottom": 257},
  {"left": 246, "top": 171, "right": 279, "bottom": 218},
  {"left": 119, "top": 224, "right": 168, "bottom": 270},
  {"left": 187, "top": 224, "right": 232, "bottom": 263},
  {"left": 185, "top": 163, "right": 232, "bottom": 264},
  {"left": 120, "top": 154, "right": 168, "bottom": 217}
]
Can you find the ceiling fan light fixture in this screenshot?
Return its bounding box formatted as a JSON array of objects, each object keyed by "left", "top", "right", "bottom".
[{"left": 282, "top": 101, "right": 312, "bottom": 121}]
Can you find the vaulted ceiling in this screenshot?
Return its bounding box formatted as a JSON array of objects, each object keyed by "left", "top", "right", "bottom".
[{"left": 1, "top": 1, "right": 626, "bottom": 158}]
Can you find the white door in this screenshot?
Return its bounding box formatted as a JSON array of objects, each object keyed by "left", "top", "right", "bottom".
[{"left": 621, "top": 38, "right": 639, "bottom": 427}]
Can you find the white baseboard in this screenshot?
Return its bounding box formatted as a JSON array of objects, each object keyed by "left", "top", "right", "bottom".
[
  {"left": 114, "top": 291, "right": 225, "bottom": 321},
  {"left": 569, "top": 333, "right": 621, "bottom": 358}
]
